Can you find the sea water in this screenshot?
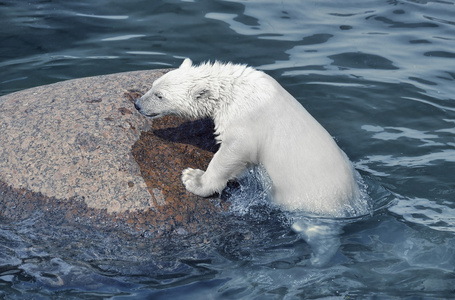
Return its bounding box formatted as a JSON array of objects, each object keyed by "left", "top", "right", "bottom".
[{"left": 1, "top": 0, "right": 454, "bottom": 298}]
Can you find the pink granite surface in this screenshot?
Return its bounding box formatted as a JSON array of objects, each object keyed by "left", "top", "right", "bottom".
[{"left": 0, "top": 70, "right": 226, "bottom": 236}]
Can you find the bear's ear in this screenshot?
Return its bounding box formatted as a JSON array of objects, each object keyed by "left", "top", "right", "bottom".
[
  {"left": 193, "top": 86, "right": 217, "bottom": 101},
  {"left": 194, "top": 87, "right": 208, "bottom": 100},
  {"left": 180, "top": 58, "right": 192, "bottom": 69}
]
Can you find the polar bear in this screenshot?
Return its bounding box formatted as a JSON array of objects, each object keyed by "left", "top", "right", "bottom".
[{"left": 134, "top": 58, "right": 361, "bottom": 216}]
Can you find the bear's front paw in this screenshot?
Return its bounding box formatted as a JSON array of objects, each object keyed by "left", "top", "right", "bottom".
[{"left": 181, "top": 168, "right": 214, "bottom": 197}]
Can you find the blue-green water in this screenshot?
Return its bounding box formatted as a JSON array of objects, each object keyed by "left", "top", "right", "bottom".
[{"left": 1, "top": 0, "right": 455, "bottom": 298}]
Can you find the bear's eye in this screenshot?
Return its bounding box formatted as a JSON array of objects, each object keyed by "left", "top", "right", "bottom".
[{"left": 154, "top": 92, "right": 163, "bottom": 100}]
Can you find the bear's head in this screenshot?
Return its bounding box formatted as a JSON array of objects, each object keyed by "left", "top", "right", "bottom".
[{"left": 134, "top": 58, "right": 221, "bottom": 120}]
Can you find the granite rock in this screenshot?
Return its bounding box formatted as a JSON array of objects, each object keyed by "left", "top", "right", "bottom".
[{"left": 0, "top": 70, "right": 229, "bottom": 237}]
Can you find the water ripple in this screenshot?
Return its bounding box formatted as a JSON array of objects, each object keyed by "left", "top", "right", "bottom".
[
  {"left": 75, "top": 13, "right": 129, "bottom": 20},
  {"left": 358, "top": 150, "right": 455, "bottom": 168},
  {"left": 389, "top": 197, "right": 455, "bottom": 232},
  {"left": 1, "top": 0, "right": 455, "bottom": 298}
]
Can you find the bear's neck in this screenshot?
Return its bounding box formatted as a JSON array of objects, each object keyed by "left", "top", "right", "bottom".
[
  {"left": 190, "top": 61, "right": 263, "bottom": 141},
  {"left": 209, "top": 66, "right": 263, "bottom": 142}
]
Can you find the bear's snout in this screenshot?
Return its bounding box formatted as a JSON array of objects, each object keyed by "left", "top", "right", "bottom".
[{"left": 134, "top": 100, "right": 160, "bottom": 118}]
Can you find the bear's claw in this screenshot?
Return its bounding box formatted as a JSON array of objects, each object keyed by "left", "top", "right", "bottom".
[{"left": 181, "top": 168, "right": 214, "bottom": 197}]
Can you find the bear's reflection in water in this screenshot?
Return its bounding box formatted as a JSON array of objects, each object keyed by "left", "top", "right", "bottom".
[{"left": 221, "top": 165, "right": 373, "bottom": 266}]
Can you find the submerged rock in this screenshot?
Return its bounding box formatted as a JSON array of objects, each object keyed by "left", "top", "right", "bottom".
[{"left": 0, "top": 70, "right": 228, "bottom": 238}]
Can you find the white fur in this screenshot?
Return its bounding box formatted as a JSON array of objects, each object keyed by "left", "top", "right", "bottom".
[{"left": 135, "top": 58, "right": 361, "bottom": 216}]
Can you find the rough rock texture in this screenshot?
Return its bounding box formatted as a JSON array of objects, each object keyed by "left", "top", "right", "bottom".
[{"left": 0, "top": 70, "right": 228, "bottom": 237}]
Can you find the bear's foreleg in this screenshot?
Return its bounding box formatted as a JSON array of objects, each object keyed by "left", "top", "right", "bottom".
[{"left": 181, "top": 143, "right": 250, "bottom": 197}]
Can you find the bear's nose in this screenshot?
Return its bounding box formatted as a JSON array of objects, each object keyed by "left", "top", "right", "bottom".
[{"left": 134, "top": 102, "right": 141, "bottom": 111}]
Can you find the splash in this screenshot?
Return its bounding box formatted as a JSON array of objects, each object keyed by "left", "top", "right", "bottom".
[{"left": 221, "top": 165, "right": 273, "bottom": 217}]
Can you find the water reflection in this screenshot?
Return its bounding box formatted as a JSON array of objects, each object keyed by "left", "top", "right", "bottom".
[
  {"left": 291, "top": 217, "right": 343, "bottom": 266},
  {"left": 222, "top": 166, "right": 386, "bottom": 267}
]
